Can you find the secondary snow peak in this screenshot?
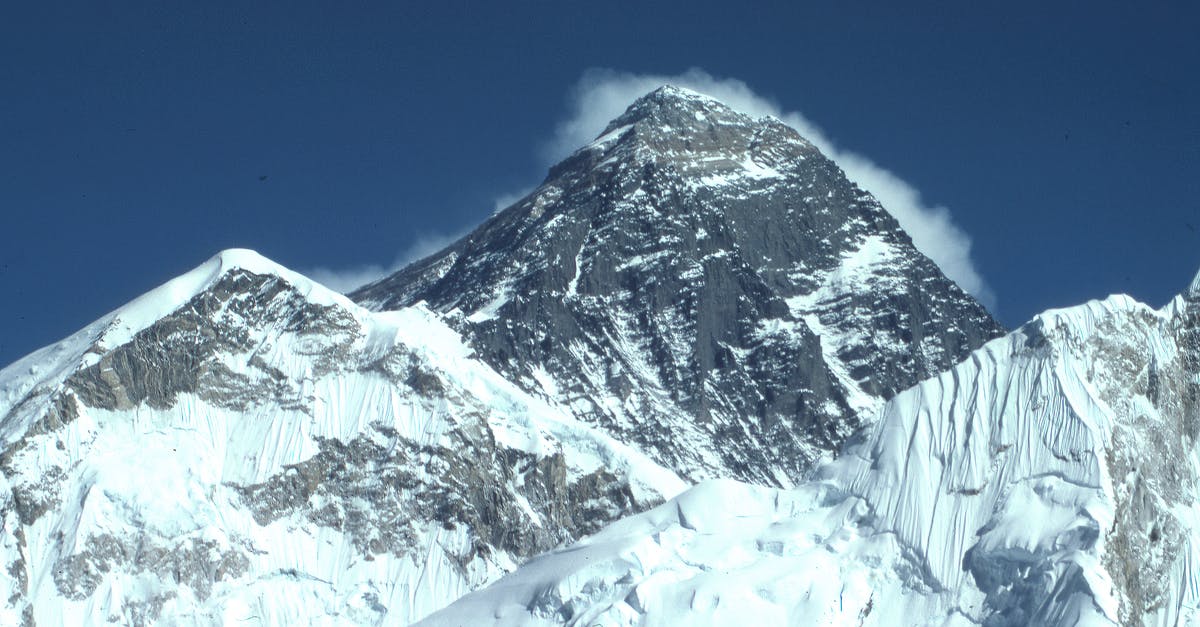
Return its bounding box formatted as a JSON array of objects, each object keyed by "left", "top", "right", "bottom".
[{"left": 0, "top": 248, "right": 686, "bottom": 624}]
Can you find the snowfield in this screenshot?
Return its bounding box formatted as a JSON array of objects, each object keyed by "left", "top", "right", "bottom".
[{"left": 5, "top": 255, "right": 1200, "bottom": 626}]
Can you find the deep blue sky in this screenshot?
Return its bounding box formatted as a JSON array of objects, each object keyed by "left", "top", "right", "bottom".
[{"left": 2, "top": 1, "right": 1198, "bottom": 367}]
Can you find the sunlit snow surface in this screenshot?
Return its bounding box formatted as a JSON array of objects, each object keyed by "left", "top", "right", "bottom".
[
  {"left": 424, "top": 293, "right": 1200, "bottom": 626},
  {"left": 0, "top": 250, "right": 686, "bottom": 626},
  {"left": 6, "top": 248, "right": 1200, "bottom": 625}
]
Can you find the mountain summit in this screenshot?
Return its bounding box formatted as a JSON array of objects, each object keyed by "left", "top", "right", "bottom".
[
  {"left": 0, "top": 87, "right": 1003, "bottom": 624},
  {"left": 0, "top": 249, "right": 686, "bottom": 625},
  {"left": 353, "top": 84, "right": 1004, "bottom": 485}
]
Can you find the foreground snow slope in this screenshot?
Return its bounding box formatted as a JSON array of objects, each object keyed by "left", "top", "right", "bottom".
[
  {"left": 423, "top": 280, "right": 1200, "bottom": 626},
  {"left": 0, "top": 250, "right": 685, "bottom": 626}
]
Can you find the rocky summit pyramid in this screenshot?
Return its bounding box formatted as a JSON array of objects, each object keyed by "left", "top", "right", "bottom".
[
  {"left": 0, "top": 86, "right": 1004, "bottom": 625},
  {"left": 353, "top": 85, "right": 1004, "bottom": 486}
]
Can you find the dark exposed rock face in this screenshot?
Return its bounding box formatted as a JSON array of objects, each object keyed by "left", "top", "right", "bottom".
[
  {"left": 235, "top": 424, "right": 647, "bottom": 569},
  {"left": 66, "top": 269, "right": 360, "bottom": 413},
  {"left": 353, "top": 86, "right": 1004, "bottom": 485},
  {"left": 1098, "top": 293, "right": 1200, "bottom": 625},
  {"left": 53, "top": 533, "right": 247, "bottom": 603}
]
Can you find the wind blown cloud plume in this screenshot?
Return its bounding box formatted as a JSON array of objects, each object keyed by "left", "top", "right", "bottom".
[
  {"left": 546, "top": 68, "right": 995, "bottom": 306},
  {"left": 304, "top": 230, "right": 465, "bottom": 293},
  {"left": 311, "top": 69, "right": 992, "bottom": 305}
]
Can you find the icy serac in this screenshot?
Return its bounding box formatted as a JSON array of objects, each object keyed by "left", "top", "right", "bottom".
[
  {"left": 0, "top": 251, "right": 685, "bottom": 625},
  {"left": 422, "top": 278, "right": 1200, "bottom": 626},
  {"left": 353, "top": 85, "right": 1003, "bottom": 486}
]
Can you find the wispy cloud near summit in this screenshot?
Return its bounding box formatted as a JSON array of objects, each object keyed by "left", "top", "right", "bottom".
[
  {"left": 304, "top": 230, "right": 465, "bottom": 293},
  {"left": 312, "top": 70, "right": 993, "bottom": 306},
  {"left": 544, "top": 68, "right": 995, "bottom": 307}
]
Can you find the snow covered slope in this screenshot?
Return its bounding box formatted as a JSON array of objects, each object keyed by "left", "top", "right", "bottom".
[
  {"left": 422, "top": 279, "right": 1200, "bottom": 626},
  {"left": 0, "top": 87, "right": 1007, "bottom": 625},
  {"left": 353, "top": 85, "right": 1003, "bottom": 487},
  {"left": 0, "top": 86, "right": 1011, "bottom": 625},
  {"left": 0, "top": 250, "right": 686, "bottom": 626}
]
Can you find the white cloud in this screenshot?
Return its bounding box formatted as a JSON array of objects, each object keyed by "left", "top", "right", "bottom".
[
  {"left": 492, "top": 186, "right": 535, "bottom": 214},
  {"left": 305, "top": 263, "right": 390, "bottom": 294},
  {"left": 544, "top": 68, "right": 995, "bottom": 307},
  {"left": 303, "top": 230, "right": 466, "bottom": 294}
]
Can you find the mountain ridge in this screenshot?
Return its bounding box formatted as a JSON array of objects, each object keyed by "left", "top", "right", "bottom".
[
  {"left": 352, "top": 83, "right": 1004, "bottom": 486},
  {"left": 1, "top": 85, "right": 1007, "bottom": 625},
  {"left": 0, "top": 247, "right": 693, "bottom": 624}
]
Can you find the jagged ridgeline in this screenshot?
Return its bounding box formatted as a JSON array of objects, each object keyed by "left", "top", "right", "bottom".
[
  {"left": 0, "top": 86, "right": 1001, "bottom": 625},
  {"left": 424, "top": 275, "right": 1200, "bottom": 627},
  {"left": 353, "top": 85, "right": 1003, "bottom": 485},
  {"left": 0, "top": 251, "right": 686, "bottom": 625}
]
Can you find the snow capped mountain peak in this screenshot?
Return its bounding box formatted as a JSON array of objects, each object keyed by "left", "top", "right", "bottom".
[
  {"left": 609, "top": 84, "right": 728, "bottom": 118},
  {"left": 0, "top": 249, "right": 691, "bottom": 625},
  {"left": 639, "top": 83, "right": 714, "bottom": 103},
  {"left": 353, "top": 87, "right": 1003, "bottom": 488},
  {"left": 2, "top": 87, "right": 1008, "bottom": 625},
  {"left": 597, "top": 83, "right": 748, "bottom": 131},
  {"left": 604, "top": 83, "right": 771, "bottom": 131},
  {"left": 208, "top": 247, "right": 280, "bottom": 272},
  {"left": 97, "top": 247, "right": 354, "bottom": 346},
  {"left": 203, "top": 247, "right": 356, "bottom": 309},
  {"left": 575, "top": 84, "right": 817, "bottom": 180},
  {"left": 0, "top": 248, "right": 353, "bottom": 430}
]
